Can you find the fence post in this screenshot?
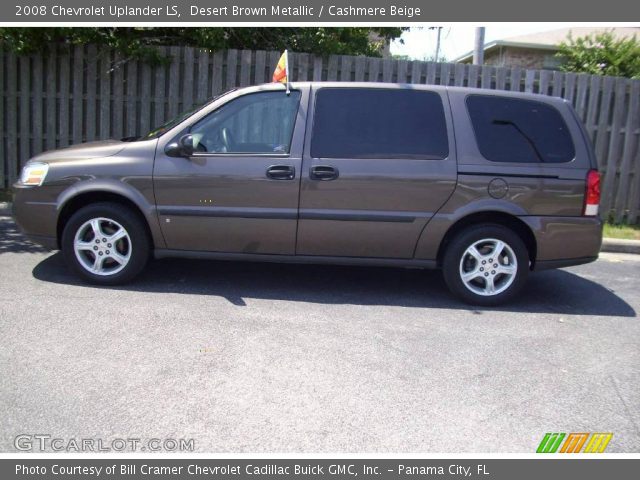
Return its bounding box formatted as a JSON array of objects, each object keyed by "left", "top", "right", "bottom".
[
  {"left": 72, "top": 45, "right": 84, "bottom": 145},
  {"left": 99, "top": 50, "right": 111, "bottom": 141},
  {"left": 32, "top": 54, "right": 44, "bottom": 158},
  {"left": 614, "top": 80, "right": 640, "bottom": 222},
  {"left": 601, "top": 78, "right": 629, "bottom": 218},
  {"left": 6, "top": 51, "right": 18, "bottom": 185},
  {"left": 86, "top": 45, "right": 98, "bottom": 143},
  {"left": 0, "top": 48, "right": 4, "bottom": 188}
]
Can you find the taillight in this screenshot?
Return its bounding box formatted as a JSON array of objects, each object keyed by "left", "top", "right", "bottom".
[{"left": 583, "top": 169, "right": 600, "bottom": 216}]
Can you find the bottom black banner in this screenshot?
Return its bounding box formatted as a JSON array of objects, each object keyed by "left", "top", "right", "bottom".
[{"left": 1, "top": 459, "right": 638, "bottom": 480}]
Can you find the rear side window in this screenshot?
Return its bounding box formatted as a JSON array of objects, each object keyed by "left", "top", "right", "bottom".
[
  {"left": 466, "top": 95, "right": 575, "bottom": 163},
  {"left": 311, "top": 88, "right": 449, "bottom": 159}
]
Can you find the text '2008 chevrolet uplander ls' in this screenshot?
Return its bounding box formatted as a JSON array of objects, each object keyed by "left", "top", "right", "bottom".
[{"left": 13, "top": 82, "right": 603, "bottom": 305}]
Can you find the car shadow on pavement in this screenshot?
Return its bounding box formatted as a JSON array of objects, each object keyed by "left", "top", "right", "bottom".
[
  {"left": 32, "top": 252, "right": 636, "bottom": 317},
  {"left": 0, "top": 217, "right": 50, "bottom": 254}
]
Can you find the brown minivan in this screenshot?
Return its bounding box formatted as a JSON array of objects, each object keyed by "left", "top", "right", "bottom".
[{"left": 12, "top": 82, "right": 603, "bottom": 305}]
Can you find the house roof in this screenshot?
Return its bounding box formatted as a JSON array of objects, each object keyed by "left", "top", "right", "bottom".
[{"left": 454, "top": 27, "right": 640, "bottom": 63}]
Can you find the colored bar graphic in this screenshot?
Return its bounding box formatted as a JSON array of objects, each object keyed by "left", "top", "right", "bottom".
[
  {"left": 584, "top": 433, "right": 613, "bottom": 453},
  {"left": 560, "top": 433, "right": 589, "bottom": 453},
  {"left": 537, "top": 432, "right": 613, "bottom": 453},
  {"left": 537, "top": 433, "right": 566, "bottom": 453}
]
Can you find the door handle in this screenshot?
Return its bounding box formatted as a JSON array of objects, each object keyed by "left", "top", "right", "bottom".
[
  {"left": 266, "top": 165, "right": 295, "bottom": 180},
  {"left": 310, "top": 165, "right": 339, "bottom": 181}
]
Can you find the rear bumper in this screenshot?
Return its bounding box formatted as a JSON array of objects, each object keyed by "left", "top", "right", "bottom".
[
  {"left": 520, "top": 215, "right": 603, "bottom": 270},
  {"left": 534, "top": 256, "right": 598, "bottom": 271}
]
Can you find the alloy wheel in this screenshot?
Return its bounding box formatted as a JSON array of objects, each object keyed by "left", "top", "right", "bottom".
[
  {"left": 73, "top": 217, "right": 132, "bottom": 276},
  {"left": 458, "top": 238, "right": 518, "bottom": 296}
]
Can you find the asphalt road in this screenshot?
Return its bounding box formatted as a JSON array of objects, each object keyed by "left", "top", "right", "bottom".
[{"left": 1, "top": 215, "right": 639, "bottom": 453}]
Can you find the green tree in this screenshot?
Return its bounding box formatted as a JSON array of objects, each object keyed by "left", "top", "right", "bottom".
[
  {"left": 0, "top": 27, "right": 406, "bottom": 63},
  {"left": 556, "top": 30, "right": 640, "bottom": 79}
]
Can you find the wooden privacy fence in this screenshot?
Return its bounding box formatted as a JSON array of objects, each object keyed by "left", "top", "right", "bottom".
[{"left": 1, "top": 45, "right": 640, "bottom": 223}]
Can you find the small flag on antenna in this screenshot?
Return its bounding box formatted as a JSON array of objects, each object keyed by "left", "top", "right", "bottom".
[{"left": 272, "top": 50, "right": 290, "bottom": 94}]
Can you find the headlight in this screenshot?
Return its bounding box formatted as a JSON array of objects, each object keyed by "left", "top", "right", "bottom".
[{"left": 20, "top": 162, "right": 49, "bottom": 186}]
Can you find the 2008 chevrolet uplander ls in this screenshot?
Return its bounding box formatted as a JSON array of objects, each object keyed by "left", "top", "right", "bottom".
[{"left": 13, "top": 83, "right": 603, "bottom": 305}]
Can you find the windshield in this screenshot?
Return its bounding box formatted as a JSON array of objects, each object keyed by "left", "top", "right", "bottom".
[{"left": 137, "top": 89, "right": 237, "bottom": 140}]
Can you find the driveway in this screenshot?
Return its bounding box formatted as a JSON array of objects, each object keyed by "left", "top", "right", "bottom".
[{"left": 0, "top": 216, "right": 638, "bottom": 452}]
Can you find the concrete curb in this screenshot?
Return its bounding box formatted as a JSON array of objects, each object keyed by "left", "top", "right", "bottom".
[
  {"left": 601, "top": 238, "right": 640, "bottom": 254},
  {"left": 1, "top": 201, "right": 639, "bottom": 254}
]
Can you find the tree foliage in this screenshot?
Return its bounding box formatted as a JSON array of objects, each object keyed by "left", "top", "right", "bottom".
[
  {"left": 0, "top": 27, "right": 406, "bottom": 62},
  {"left": 557, "top": 30, "right": 640, "bottom": 79}
]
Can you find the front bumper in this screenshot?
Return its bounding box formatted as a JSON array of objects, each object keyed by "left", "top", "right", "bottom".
[{"left": 12, "top": 183, "right": 59, "bottom": 250}]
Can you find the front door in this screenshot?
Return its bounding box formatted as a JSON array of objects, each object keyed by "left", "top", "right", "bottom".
[
  {"left": 154, "top": 87, "right": 307, "bottom": 255},
  {"left": 296, "top": 86, "right": 457, "bottom": 259}
]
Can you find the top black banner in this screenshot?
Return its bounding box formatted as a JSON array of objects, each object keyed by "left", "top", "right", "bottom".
[{"left": 3, "top": 1, "right": 640, "bottom": 22}]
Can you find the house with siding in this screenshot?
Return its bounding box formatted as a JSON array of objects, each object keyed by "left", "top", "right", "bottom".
[{"left": 454, "top": 27, "right": 640, "bottom": 69}]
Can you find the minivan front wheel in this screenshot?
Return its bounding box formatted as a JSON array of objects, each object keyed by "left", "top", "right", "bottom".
[
  {"left": 443, "top": 225, "right": 529, "bottom": 306},
  {"left": 61, "top": 203, "right": 150, "bottom": 285}
]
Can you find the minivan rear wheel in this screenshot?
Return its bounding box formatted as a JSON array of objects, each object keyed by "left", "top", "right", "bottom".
[
  {"left": 443, "top": 224, "right": 529, "bottom": 306},
  {"left": 61, "top": 202, "right": 150, "bottom": 285}
]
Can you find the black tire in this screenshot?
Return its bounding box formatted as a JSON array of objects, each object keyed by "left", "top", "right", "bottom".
[
  {"left": 61, "top": 202, "right": 150, "bottom": 285},
  {"left": 442, "top": 224, "right": 529, "bottom": 306}
]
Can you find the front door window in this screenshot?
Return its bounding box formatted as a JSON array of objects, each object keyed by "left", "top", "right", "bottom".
[{"left": 190, "top": 91, "right": 301, "bottom": 154}]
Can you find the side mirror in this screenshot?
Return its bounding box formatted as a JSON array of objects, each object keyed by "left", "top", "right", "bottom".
[{"left": 165, "top": 134, "right": 195, "bottom": 158}]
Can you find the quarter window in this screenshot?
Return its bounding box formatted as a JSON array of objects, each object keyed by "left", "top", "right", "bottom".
[
  {"left": 190, "top": 91, "right": 301, "bottom": 154},
  {"left": 311, "top": 88, "right": 449, "bottom": 159},
  {"left": 466, "top": 95, "right": 575, "bottom": 163}
]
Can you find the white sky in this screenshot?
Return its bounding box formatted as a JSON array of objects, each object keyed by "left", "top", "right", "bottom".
[{"left": 390, "top": 23, "right": 584, "bottom": 61}]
